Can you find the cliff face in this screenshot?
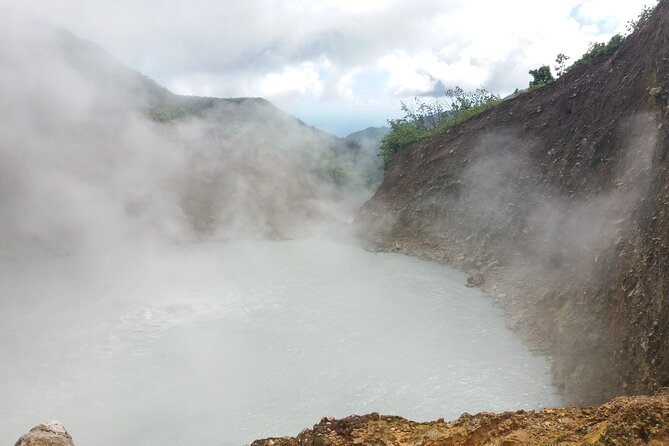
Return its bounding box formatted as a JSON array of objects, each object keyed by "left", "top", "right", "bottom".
[{"left": 357, "top": 1, "right": 669, "bottom": 405}]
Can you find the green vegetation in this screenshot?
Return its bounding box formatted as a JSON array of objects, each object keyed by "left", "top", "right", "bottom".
[
  {"left": 325, "top": 164, "right": 347, "bottom": 185},
  {"left": 446, "top": 87, "right": 501, "bottom": 120},
  {"left": 149, "top": 107, "right": 188, "bottom": 122},
  {"left": 379, "top": 87, "right": 501, "bottom": 169},
  {"left": 378, "top": 104, "right": 432, "bottom": 170},
  {"left": 568, "top": 33, "right": 625, "bottom": 71},
  {"left": 317, "top": 147, "right": 356, "bottom": 187},
  {"left": 528, "top": 65, "right": 554, "bottom": 89}
]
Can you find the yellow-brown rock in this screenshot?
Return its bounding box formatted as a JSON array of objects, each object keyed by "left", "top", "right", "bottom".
[
  {"left": 252, "top": 390, "right": 669, "bottom": 445},
  {"left": 14, "top": 422, "right": 74, "bottom": 446}
]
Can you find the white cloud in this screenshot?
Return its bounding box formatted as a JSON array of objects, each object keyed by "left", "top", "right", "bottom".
[
  {"left": 379, "top": 50, "right": 488, "bottom": 96},
  {"left": 11, "top": 0, "right": 658, "bottom": 134},
  {"left": 260, "top": 61, "right": 326, "bottom": 97},
  {"left": 318, "top": 0, "right": 395, "bottom": 14},
  {"left": 333, "top": 67, "right": 364, "bottom": 100},
  {"left": 575, "top": 0, "right": 651, "bottom": 32}
]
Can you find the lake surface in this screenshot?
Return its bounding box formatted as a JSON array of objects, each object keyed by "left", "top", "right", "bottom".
[{"left": 0, "top": 239, "right": 562, "bottom": 445}]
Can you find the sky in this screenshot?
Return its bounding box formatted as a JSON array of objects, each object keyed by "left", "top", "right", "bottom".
[{"left": 10, "top": 0, "right": 654, "bottom": 136}]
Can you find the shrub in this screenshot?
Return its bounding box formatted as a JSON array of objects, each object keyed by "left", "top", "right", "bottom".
[
  {"left": 568, "top": 34, "right": 624, "bottom": 71},
  {"left": 626, "top": 3, "right": 657, "bottom": 34},
  {"left": 528, "top": 65, "right": 554, "bottom": 89},
  {"left": 439, "top": 87, "right": 502, "bottom": 130},
  {"left": 444, "top": 87, "right": 500, "bottom": 115},
  {"left": 379, "top": 119, "right": 431, "bottom": 170},
  {"left": 379, "top": 88, "right": 501, "bottom": 170}
]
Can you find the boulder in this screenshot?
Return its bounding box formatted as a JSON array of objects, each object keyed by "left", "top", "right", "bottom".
[{"left": 14, "top": 422, "right": 74, "bottom": 446}]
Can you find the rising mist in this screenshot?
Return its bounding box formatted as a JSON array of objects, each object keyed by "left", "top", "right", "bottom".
[{"left": 0, "top": 16, "right": 380, "bottom": 259}]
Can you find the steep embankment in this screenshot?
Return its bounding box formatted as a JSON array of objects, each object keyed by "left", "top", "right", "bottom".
[{"left": 357, "top": 1, "right": 669, "bottom": 405}]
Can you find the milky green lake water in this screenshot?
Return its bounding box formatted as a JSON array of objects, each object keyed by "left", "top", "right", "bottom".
[{"left": 0, "top": 239, "right": 562, "bottom": 445}]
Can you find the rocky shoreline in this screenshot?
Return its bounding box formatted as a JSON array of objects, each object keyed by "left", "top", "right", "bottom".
[
  {"left": 18, "top": 390, "right": 668, "bottom": 445},
  {"left": 14, "top": 422, "right": 74, "bottom": 446},
  {"left": 251, "top": 391, "right": 669, "bottom": 445}
]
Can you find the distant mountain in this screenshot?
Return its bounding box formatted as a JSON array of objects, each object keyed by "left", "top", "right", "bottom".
[
  {"left": 344, "top": 126, "right": 389, "bottom": 185},
  {"left": 345, "top": 126, "right": 390, "bottom": 147}
]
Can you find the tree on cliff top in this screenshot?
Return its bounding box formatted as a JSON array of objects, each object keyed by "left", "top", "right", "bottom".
[{"left": 529, "top": 65, "right": 554, "bottom": 89}]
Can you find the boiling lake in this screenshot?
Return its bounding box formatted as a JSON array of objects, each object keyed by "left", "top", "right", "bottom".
[{"left": 0, "top": 238, "right": 562, "bottom": 445}]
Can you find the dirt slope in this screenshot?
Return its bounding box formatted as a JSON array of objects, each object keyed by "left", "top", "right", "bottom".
[
  {"left": 357, "top": 1, "right": 669, "bottom": 405},
  {"left": 252, "top": 391, "right": 669, "bottom": 446}
]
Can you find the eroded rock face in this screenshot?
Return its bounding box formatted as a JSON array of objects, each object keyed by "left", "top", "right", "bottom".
[
  {"left": 252, "top": 391, "right": 669, "bottom": 446},
  {"left": 14, "top": 422, "right": 74, "bottom": 446}
]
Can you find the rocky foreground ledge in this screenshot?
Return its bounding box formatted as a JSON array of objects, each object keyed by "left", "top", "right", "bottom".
[
  {"left": 15, "top": 391, "right": 669, "bottom": 446},
  {"left": 252, "top": 391, "right": 669, "bottom": 446},
  {"left": 14, "top": 422, "right": 74, "bottom": 446}
]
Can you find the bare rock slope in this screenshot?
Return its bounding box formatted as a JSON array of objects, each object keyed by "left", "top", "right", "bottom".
[{"left": 357, "top": 1, "right": 669, "bottom": 405}]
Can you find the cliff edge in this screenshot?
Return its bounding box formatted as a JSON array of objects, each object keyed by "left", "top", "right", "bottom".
[{"left": 357, "top": 0, "right": 669, "bottom": 405}]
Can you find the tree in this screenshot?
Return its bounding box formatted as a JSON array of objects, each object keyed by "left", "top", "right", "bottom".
[
  {"left": 528, "top": 65, "right": 554, "bottom": 89},
  {"left": 555, "top": 53, "right": 570, "bottom": 77}
]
